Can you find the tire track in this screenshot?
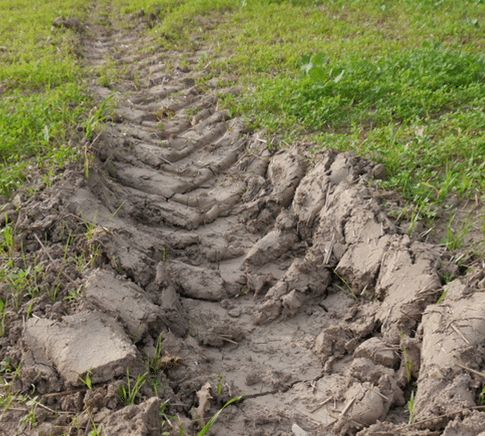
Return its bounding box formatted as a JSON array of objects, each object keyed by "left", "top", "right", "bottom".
[{"left": 9, "top": 5, "right": 482, "bottom": 436}]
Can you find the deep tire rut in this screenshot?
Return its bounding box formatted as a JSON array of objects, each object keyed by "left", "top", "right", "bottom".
[{"left": 3, "top": 5, "right": 485, "bottom": 436}]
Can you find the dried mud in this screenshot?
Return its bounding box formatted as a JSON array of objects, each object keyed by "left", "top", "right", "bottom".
[{"left": 1, "top": 7, "right": 485, "bottom": 436}]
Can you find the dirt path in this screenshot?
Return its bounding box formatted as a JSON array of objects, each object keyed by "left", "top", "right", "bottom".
[{"left": 2, "top": 5, "right": 485, "bottom": 436}]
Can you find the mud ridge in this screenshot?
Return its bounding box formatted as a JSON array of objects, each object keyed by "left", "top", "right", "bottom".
[{"left": 2, "top": 5, "right": 485, "bottom": 436}]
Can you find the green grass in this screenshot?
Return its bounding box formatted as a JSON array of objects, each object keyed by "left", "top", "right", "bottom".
[{"left": 0, "top": 0, "right": 92, "bottom": 198}]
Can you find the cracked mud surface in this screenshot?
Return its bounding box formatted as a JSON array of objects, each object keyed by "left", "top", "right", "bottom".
[{"left": 2, "top": 6, "right": 485, "bottom": 436}]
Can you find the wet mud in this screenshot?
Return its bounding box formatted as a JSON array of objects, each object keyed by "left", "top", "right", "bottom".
[{"left": 1, "top": 7, "right": 485, "bottom": 436}]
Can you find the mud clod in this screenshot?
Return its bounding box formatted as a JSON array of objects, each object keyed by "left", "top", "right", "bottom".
[{"left": 24, "top": 312, "right": 136, "bottom": 387}]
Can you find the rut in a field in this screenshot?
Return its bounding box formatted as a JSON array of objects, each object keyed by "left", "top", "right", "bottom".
[{"left": 3, "top": 7, "right": 485, "bottom": 436}]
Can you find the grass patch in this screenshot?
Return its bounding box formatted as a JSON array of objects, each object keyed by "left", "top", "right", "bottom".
[{"left": 0, "top": 0, "right": 93, "bottom": 198}]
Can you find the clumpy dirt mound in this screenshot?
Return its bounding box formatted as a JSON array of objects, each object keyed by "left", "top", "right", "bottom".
[{"left": 2, "top": 5, "right": 485, "bottom": 436}]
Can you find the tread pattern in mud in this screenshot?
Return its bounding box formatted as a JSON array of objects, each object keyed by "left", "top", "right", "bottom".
[{"left": 5, "top": 10, "right": 485, "bottom": 436}]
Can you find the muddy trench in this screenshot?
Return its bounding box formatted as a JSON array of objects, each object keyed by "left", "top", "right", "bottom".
[{"left": 2, "top": 6, "right": 485, "bottom": 436}]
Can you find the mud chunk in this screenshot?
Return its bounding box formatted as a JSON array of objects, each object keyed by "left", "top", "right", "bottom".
[
  {"left": 167, "top": 260, "right": 227, "bottom": 301},
  {"left": 281, "top": 290, "right": 306, "bottom": 317},
  {"left": 372, "top": 163, "right": 388, "bottom": 180},
  {"left": 182, "top": 77, "right": 195, "bottom": 87},
  {"left": 24, "top": 312, "right": 136, "bottom": 387},
  {"left": 442, "top": 411, "right": 485, "bottom": 436},
  {"left": 343, "top": 208, "right": 393, "bottom": 246},
  {"left": 246, "top": 272, "right": 275, "bottom": 296},
  {"left": 413, "top": 278, "right": 485, "bottom": 429},
  {"left": 336, "top": 236, "right": 390, "bottom": 295},
  {"left": 228, "top": 308, "right": 241, "bottom": 317},
  {"left": 353, "top": 337, "right": 399, "bottom": 369},
  {"left": 335, "top": 375, "right": 403, "bottom": 435},
  {"left": 333, "top": 382, "right": 388, "bottom": 434},
  {"left": 84, "top": 270, "right": 164, "bottom": 340},
  {"left": 159, "top": 284, "right": 189, "bottom": 336},
  {"left": 356, "top": 421, "right": 429, "bottom": 435},
  {"left": 278, "top": 257, "right": 331, "bottom": 297},
  {"left": 103, "top": 233, "right": 154, "bottom": 287},
  {"left": 252, "top": 298, "right": 282, "bottom": 325},
  {"left": 315, "top": 325, "right": 353, "bottom": 369},
  {"left": 245, "top": 371, "right": 262, "bottom": 386},
  {"left": 243, "top": 230, "right": 298, "bottom": 266},
  {"left": 347, "top": 357, "right": 395, "bottom": 384},
  {"left": 375, "top": 237, "right": 441, "bottom": 342},
  {"left": 328, "top": 154, "right": 353, "bottom": 185},
  {"left": 255, "top": 257, "right": 331, "bottom": 322},
  {"left": 267, "top": 149, "right": 306, "bottom": 207},
  {"left": 292, "top": 158, "right": 333, "bottom": 231},
  {"left": 94, "top": 397, "right": 161, "bottom": 436},
  {"left": 199, "top": 322, "right": 245, "bottom": 347}
]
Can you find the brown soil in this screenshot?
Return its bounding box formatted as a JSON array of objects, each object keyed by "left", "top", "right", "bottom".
[{"left": 2, "top": 5, "right": 485, "bottom": 436}]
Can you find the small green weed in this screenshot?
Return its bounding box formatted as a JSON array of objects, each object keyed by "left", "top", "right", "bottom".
[
  {"left": 436, "top": 288, "right": 449, "bottom": 304},
  {"left": 117, "top": 368, "right": 147, "bottom": 406},
  {"left": 401, "top": 334, "right": 412, "bottom": 383},
  {"left": 144, "top": 334, "right": 164, "bottom": 375},
  {"left": 0, "top": 298, "right": 9, "bottom": 337},
  {"left": 0, "top": 223, "right": 15, "bottom": 258},
  {"left": 480, "top": 385, "right": 485, "bottom": 405},
  {"left": 19, "top": 396, "right": 40, "bottom": 431},
  {"left": 0, "top": 357, "right": 23, "bottom": 421},
  {"left": 441, "top": 212, "right": 475, "bottom": 251},
  {"left": 160, "top": 399, "right": 178, "bottom": 435},
  {"left": 214, "top": 373, "right": 224, "bottom": 396},
  {"left": 79, "top": 367, "right": 93, "bottom": 391},
  {"left": 5, "top": 266, "right": 43, "bottom": 311},
  {"left": 87, "top": 409, "right": 102, "bottom": 436},
  {"left": 63, "top": 285, "right": 84, "bottom": 303},
  {"left": 197, "top": 394, "right": 245, "bottom": 436},
  {"left": 334, "top": 270, "right": 359, "bottom": 303},
  {"left": 84, "top": 94, "right": 115, "bottom": 142},
  {"left": 406, "top": 390, "right": 415, "bottom": 424}
]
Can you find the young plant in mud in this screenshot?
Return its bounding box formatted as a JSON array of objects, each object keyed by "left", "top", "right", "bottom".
[
  {"left": 214, "top": 373, "right": 224, "bottom": 396},
  {"left": 406, "top": 390, "right": 415, "bottom": 424},
  {"left": 5, "top": 265, "right": 43, "bottom": 311},
  {"left": 117, "top": 368, "right": 147, "bottom": 406},
  {"left": 479, "top": 385, "right": 485, "bottom": 405},
  {"left": 19, "top": 396, "right": 40, "bottom": 431},
  {"left": 160, "top": 399, "right": 178, "bottom": 435},
  {"left": 79, "top": 367, "right": 93, "bottom": 391},
  {"left": 180, "top": 393, "right": 245, "bottom": 436},
  {"left": 333, "top": 270, "right": 359, "bottom": 303},
  {"left": 0, "top": 298, "right": 9, "bottom": 337},
  {"left": 197, "top": 394, "right": 245, "bottom": 436},
  {"left": 0, "top": 357, "right": 25, "bottom": 421},
  {"left": 63, "top": 285, "right": 84, "bottom": 303},
  {"left": 436, "top": 287, "right": 449, "bottom": 304},
  {"left": 0, "top": 222, "right": 14, "bottom": 258},
  {"left": 82, "top": 407, "right": 103, "bottom": 436},
  {"left": 144, "top": 334, "right": 164, "bottom": 375},
  {"left": 84, "top": 94, "right": 115, "bottom": 143},
  {"left": 441, "top": 212, "right": 475, "bottom": 251}
]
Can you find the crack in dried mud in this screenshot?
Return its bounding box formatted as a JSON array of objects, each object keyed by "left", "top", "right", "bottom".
[{"left": 2, "top": 5, "right": 485, "bottom": 436}]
